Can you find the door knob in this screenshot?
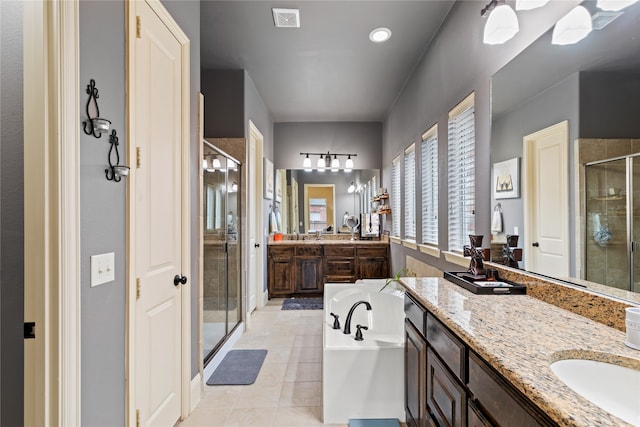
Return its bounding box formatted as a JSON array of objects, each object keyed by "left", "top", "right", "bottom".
[
  {"left": 532, "top": 242, "right": 540, "bottom": 247},
  {"left": 173, "top": 275, "right": 187, "bottom": 286},
  {"left": 254, "top": 243, "right": 260, "bottom": 248}
]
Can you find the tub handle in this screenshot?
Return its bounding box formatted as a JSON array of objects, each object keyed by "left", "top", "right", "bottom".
[
  {"left": 330, "top": 313, "right": 341, "bottom": 330},
  {"left": 355, "top": 324, "right": 368, "bottom": 341}
]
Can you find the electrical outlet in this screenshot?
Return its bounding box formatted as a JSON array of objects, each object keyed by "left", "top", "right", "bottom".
[{"left": 91, "top": 252, "right": 115, "bottom": 287}]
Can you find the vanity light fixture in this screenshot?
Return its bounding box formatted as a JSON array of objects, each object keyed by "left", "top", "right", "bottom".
[
  {"left": 300, "top": 152, "right": 358, "bottom": 172},
  {"left": 345, "top": 155, "right": 354, "bottom": 172},
  {"left": 331, "top": 155, "right": 340, "bottom": 172},
  {"left": 515, "top": 0, "right": 549, "bottom": 11},
  {"left": 212, "top": 157, "right": 221, "bottom": 169},
  {"left": 552, "top": 5, "right": 592, "bottom": 45},
  {"left": 83, "top": 79, "right": 111, "bottom": 138},
  {"left": 482, "top": 1, "right": 519, "bottom": 45},
  {"left": 597, "top": 0, "right": 637, "bottom": 11},
  {"left": 369, "top": 27, "right": 392, "bottom": 43}
]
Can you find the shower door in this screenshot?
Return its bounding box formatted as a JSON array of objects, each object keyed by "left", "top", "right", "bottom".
[
  {"left": 585, "top": 155, "right": 639, "bottom": 291},
  {"left": 202, "top": 143, "right": 242, "bottom": 364}
]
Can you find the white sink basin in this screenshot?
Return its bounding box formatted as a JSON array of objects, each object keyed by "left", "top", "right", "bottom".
[{"left": 550, "top": 358, "right": 640, "bottom": 426}]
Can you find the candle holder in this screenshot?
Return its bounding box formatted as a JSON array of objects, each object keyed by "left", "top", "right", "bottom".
[{"left": 83, "top": 79, "right": 111, "bottom": 138}]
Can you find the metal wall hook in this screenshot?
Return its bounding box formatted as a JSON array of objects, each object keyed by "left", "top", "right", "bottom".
[
  {"left": 83, "top": 79, "right": 111, "bottom": 138},
  {"left": 105, "top": 130, "right": 129, "bottom": 182}
]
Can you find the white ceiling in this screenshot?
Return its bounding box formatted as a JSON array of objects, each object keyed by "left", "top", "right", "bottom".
[{"left": 200, "top": 1, "right": 455, "bottom": 122}]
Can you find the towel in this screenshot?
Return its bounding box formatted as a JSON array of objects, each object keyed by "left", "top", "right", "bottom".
[{"left": 491, "top": 210, "right": 503, "bottom": 233}]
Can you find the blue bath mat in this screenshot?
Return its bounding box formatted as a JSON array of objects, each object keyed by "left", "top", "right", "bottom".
[
  {"left": 281, "top": 297, "right": 323, "bottom": 310},
  {"left": 349, "top": 419, "right": 400, "bottom": 427},
  {"left": 206, "top": 349, "right": 267, "bottom": 385}
]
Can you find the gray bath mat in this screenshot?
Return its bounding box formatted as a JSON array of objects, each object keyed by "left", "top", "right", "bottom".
[
  {"left": 281, "top": 297, "right": 323, "bottom": 310},
  {"left": 206, "top": 349, "right": 267, "bottom": 386}
]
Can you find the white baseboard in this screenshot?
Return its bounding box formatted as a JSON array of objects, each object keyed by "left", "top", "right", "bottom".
[
  {"left": 202, "top": 323, "right": 245, "bottom": 382},
  {"left": 190, "top": 374, "right": 202, "bottom": 413}
]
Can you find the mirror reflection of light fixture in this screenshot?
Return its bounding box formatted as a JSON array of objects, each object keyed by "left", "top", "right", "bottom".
[
  {"left": 105, "top": 130, "right": 130, "bottom": 182},
  {"left": 331, "top": 155, "right": 340, "bottom": 172},
  {"left": 345, "top": 155, "right": 354, "bottom": 172},
  {"left": 202, "top": 158, "right": 208, "bottom": 169},
  {"left": 83, "top": 79, "right": 111, "bottom": 138},
  {"left": 552, "top": 5, "right": 592, "bottom": 45},
  {"left": 227, "top": 158, "right": 237, "bottom": 170},
  {"left": 597, "top": 0, "right": 637, "bottom": 11},
  {"left": 230, "top": 181, "right": 238, "bottom": 192},
  {"left": 212, "top": 157, "right": 221, "bottom": 169},
  {"left": 482, "top": 1, "right": 519, "bottom": 45},
  {"left": 347, "top": 182, "right": 356, "bottom": 193},
  {"left": 515, "top": 0, "right": 549, "bottom": 11}
]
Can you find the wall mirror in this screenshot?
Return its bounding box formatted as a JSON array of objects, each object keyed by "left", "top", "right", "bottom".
[
  {"left": 490, "top": 0, "right": 640, "bottom": 300},
  {"left": 275, "top": 168, "right": 380, "bottom": 234}
]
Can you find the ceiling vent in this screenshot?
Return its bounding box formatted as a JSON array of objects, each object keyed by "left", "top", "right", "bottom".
[{"left": 272, "top": 8, "right": 300, "bottom": 28}]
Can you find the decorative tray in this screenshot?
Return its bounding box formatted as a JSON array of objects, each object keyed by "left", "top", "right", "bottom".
[{"left": 444, "top": 271, "right": 527, "bottom": 295}]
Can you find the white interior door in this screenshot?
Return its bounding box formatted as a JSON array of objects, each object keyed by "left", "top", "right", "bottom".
[
  {"left": 132, "top": 2, "right": 189, "bottom": 425},
  {"left": 247, "top": 121, "right": 264, "bottom": 314},
  {"left": 524, "top": 121, "right": 569, "bottom": 277}
]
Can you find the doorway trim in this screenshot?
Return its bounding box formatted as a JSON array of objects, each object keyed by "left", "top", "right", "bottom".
[
  {"left": 247, "top": 120, "right": 265, "bottom": 319},
  {"left": 23, "top": 0, "right": 82, "bottom": 425},
  {"left": 125, "top": 1, "right": 192, "bottom": 424}
]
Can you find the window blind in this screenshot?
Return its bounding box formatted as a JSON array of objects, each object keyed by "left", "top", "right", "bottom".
[
  {"left": 421, "top": 129, "right": 438, "bottom": 245},
  {"left": 391, "top": 156, "right": 401, "bottom": 237},
  {"left": 447, "top": 96, "right": 475, "bottom": 252},
  {"left": 404, "top": 144, "right": 416, "bottom": 240}
]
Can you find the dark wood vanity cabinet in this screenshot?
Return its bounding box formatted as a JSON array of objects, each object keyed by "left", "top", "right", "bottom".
[
  {"left": 404, "top": 293, "right": 557, "bottom": 427},
  {"left": 267, "top": 242, "right": 389, "bottom": 297}
]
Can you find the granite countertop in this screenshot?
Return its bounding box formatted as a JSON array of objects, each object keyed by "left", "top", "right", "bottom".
[
  {"left": 268, "top": 238, "right": 388, "bottom": 246},
  {"left": 399, "top": 277, "right": 640, "bottom": 427}
]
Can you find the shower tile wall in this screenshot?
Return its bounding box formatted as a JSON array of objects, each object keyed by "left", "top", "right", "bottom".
[{"left": 203, "top": 241, "right": 239, "bottom": 314}]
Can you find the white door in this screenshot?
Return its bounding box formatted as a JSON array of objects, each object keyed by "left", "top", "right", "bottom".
[
  {"left": 132, "top": 2, "right": 189, "bottom": 425},
  {"left": 523, "top": 121, "right": 569, "bottom": 277},
  {"left": 247, "top": 121, "right": 264, "bottom": 314}
]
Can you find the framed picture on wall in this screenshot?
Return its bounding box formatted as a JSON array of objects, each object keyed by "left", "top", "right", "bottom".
[
  {"left": 264, "top": 157, "right": 274, "bottom": 200},
  {"left": 275, "top": 169, "right": 283, "bottom": 202},
  {"left": 493, "top": 157, "right": 520, "bottom": 199}
]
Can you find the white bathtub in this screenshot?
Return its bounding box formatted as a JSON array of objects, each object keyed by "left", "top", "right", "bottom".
[{"left": 323, "top": 281, "right": 406, "bottom": 424}]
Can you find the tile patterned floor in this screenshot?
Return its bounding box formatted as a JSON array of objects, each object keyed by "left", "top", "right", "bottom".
[{"left": 180, "top": 298, "right": 348, "bottom": 427}]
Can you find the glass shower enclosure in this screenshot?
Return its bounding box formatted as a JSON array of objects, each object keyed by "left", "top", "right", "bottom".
[
  {"left": 585, "top": 154, "right": 640, "bottom": 292},
  {"left": 202, "top": 142, "right": 241, "bottom": 365}
]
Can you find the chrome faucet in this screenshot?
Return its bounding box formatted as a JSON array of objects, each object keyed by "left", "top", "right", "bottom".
[{"left": 343, "top": 300, "right": 372, "bottom": 335}]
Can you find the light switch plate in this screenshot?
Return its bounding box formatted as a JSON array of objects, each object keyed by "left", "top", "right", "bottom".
[{"left": 91, "top": 252, "right": 115, "bottom": 287}]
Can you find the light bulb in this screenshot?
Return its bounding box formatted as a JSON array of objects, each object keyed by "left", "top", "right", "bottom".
[
  {"left": 317, "top": 156, "right": 325, "bottom": 172},
  {"left": 483, "top": 4, "right": 519, "bottom": 45},
  {"left": 515, "top": 0, "right": 549, "bottom": 11},
  {"left": 202, "top": 158, "right": 208, "bottom": 169},
  {"left": 302, "top": 154, "right": 311, "bottom": 170},
  {"left": 212, "top": 158, "right": 221, "bottom": 168},
  {"left": 345, "top": 155, "right": 354, "bottom": 172},
  {"left": 597, "top": 0, "right": 637, "bottom": 11},
  {"left": 331, "top": 155, "right": 339, "bottom": 172},
  {"left": 552, "top": 5, "right": 592, "bottom": 45}
]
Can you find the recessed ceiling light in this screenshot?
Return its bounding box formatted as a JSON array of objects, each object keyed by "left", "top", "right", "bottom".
[{"left": 369, "top": 27, "right": 392, "bottom": 43}]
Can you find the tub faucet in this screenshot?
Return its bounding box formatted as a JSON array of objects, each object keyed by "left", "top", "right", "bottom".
[{"left": 343, "top": 300, "right": 372, "bottom": 335}]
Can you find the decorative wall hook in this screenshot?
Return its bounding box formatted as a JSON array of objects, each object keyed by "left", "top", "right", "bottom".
[
  {"left": 83, "top": 79, "right": 111, "bottom": 138},
  {"left": 105, "top": 130, "right": 129, "bottom": 182}
]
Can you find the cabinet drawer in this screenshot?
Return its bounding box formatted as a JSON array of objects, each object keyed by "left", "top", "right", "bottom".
[
  {"left": 427, "top": 313, "right": 465, "bottom": 382},
  {"left": 296, "top": 246, "right": 322, "bottom": 256},
  {"left": 356, "top": 246, "right": 388, "bottom": 257},
  {"left": 468, "top": 352, "right": 551, "bottom": 427},
  {"left": 268, "top": 246, "right": 295, "bottom": 257},
  {"left": 324, "top": 246, "right": 355, "bottom": 257},
  {"left": 325, "top": 258, "right": 356, "bottom": 275},
  {"left": 323, "top": 275, "right": 355, "bottom": 283},
  {"left": 427, "top": 348, "right": 466, "bottom": 427},
  {"left": 404, "top": 293, "right": 426, "bottom": 336}
]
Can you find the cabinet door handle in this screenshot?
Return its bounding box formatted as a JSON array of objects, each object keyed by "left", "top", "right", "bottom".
[
  {"left": 255, "top": 243, "right": 260, "bottom": 248},
  {"left": 532, "top": 242, "right": 539, "bottom": 247}
]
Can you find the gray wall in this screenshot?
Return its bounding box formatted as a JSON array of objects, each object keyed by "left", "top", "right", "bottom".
[
  {"left": 202, "top": 69, "right": 245, "bottom": 138},
  {"left": 274, "top": 122, "right": 382, "bottom": 170},
  {"left": 79, "top": 2, "right": 127, "bottom": 424},
  {"left": 0, "top": 2, "right": 24, "bottom": 425},
  {"left": 580, "top": 71, "right": 640, "bottom": 138},
  {"left": 382, "top": 0, "right": 580, "bottom": 273}
]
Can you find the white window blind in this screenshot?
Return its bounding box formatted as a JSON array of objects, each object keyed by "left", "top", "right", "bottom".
[
  {"left": 447, "top": 94, "right": 475, "bottom": 252},
  {"left": 404, "top": 144, "right": 416, "bottom": 240},
  {"left": 391, "top": 156, "right": 401, "bottom": 237},
  {"left": 421, "top": 126, "right": 438, "bottom": 245}
]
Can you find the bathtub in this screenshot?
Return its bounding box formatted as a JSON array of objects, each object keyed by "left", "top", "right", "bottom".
[{"left": 323, "top": 281, "right": 405, "bottom": 424}]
